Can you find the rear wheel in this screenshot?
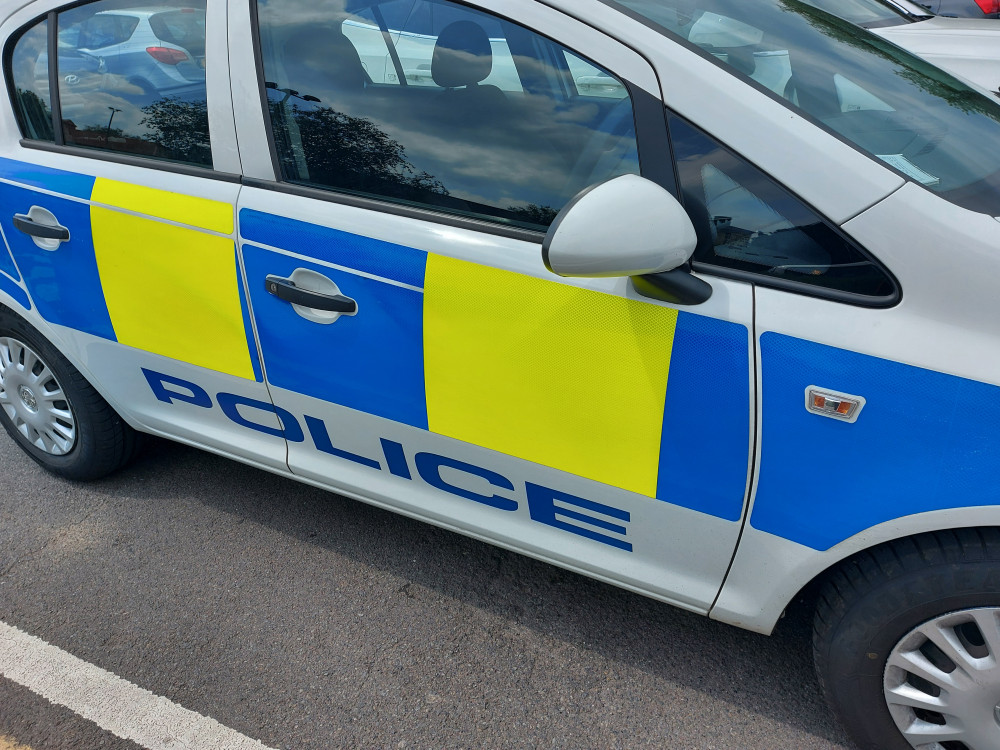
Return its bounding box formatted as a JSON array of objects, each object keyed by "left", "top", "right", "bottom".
[
  {"left": 0, "top": 308, "right": 140, "bottom": 480},
  {"left": 814, "top": 529, "right": 1000, "bottom": 750}
]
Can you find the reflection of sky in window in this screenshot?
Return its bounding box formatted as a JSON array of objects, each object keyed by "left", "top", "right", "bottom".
[
  {"left": 261, "top": 0, "right": 639, "bottom": 212},
  {"left": 702, "top": 164, "right": 792, "bottom": 235},
  {"left": 60, "top": 77, "right": 152, "bottom": 134}
]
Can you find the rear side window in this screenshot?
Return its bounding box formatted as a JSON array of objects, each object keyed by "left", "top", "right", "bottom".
[
  {"left": 7, "top": 18, "right": 54, "bottom": 142},
  {"left": 671, "top": 114, "right": 897, "bottom": 302},
  {"left": 256, "top": 0, "right": 640, "bottom": 231},
  {"left": 76, "top": 13, "right": 139, "bottom": 49},
  {"left": 5, "top": 0, "right": 211, "bottom": 168}
]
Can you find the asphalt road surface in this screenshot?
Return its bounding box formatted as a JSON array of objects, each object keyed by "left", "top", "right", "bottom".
[{"left": 0, "top": 433, "right": 856, "bottom": 749}]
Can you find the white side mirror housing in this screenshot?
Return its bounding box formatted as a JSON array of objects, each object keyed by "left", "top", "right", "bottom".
[{"left": 543, "top": 175, "right": 698, "bottom": 278}]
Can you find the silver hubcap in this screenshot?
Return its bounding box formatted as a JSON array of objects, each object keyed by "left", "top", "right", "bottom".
[
  {"left": 885, "top": 607, "right": 1000, "bottom": 750},
  {"left": 0, "top": 337, "right": 76, "bottom": 456}
]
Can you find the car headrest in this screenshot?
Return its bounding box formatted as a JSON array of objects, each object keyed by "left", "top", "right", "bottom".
[
  {"left": 432, "top": 20, "right": 493, "bottom": 88},
  {"left": 282, "top": 26, "right": 366, "bottom": 95}
]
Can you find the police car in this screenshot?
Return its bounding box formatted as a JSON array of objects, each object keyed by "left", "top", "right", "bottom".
[{"left": 2, "top": 0, "right": 999, "bottom": 748}]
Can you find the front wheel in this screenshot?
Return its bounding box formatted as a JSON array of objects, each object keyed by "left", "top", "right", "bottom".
[
  {"left": 0, "top": 308, "right": 140, "bottom": 480},
  {"left": 814, "top": 529, "right": 1000, "bottom": 750}
]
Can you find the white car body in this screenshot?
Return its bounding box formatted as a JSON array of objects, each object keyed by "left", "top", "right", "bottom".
[{"left": 2, "top": 1, "right": 1000, "bottom": 747}]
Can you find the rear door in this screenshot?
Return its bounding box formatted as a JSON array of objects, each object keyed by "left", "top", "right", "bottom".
[
  {"left": 0, "top": 0, "right": 283, "bottom": 469},
  {"left": 230, "top": 0, "right": 756, "bottom": 612}
]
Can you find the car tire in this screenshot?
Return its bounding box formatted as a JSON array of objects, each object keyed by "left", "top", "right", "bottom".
[
  {"left": 814, "top": 529, "right": 1000, "bottom": 750},
  {"left": 0, "top": 307, "right": 141, "bottom": 481}
]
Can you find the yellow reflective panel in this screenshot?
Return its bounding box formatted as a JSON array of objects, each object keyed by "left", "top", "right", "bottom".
[
  {"left": 424, "top": 255, "right": 677, "bottom": 498},
  {"left": 91, "top": 206, "right": 254, "bottom": 380},
  {"left": 91, "top": 178, "right": 233, "bottom": 235}
]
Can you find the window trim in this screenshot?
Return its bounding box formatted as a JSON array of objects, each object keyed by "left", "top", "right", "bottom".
[
  {"left": 3, "top": 9, "right": 53, "bottom": 144},
  {"left": 666, "top": 110, "right": 901, "bottom": 308},
  {"left": 20, "top": 138, "right": 238, "bottom": 182},
  {"left": 46, "top": 11, "right": 63, "bottom": 145},
  {"left": 5, "top": 0, "right": 216, "bottom": 170},
  {"left": 248, "top": 0, "right": 675, "bottom": 239},
  {"left": 242, "top": 176, "right": 546, "bottom": 243}
]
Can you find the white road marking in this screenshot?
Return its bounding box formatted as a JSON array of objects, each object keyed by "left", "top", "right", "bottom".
[{"left": 0, "top": 621, "right": 277, "bottom": 750}]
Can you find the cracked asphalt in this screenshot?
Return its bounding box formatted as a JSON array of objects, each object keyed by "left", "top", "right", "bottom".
[{"left": 0, "top": 434, "right": 856, "bottom": 749}]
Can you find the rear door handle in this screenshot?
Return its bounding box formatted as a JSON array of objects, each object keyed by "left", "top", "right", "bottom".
[
  {"left": 265, "top": 275, "right": 357, "bottom": 314},
  {"left": 13, "top": 213, "right": 70, "bottom": 242}
]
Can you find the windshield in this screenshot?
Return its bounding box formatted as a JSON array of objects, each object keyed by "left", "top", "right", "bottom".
[{"left": 607, "top": 0, "right": 1000, "bottom": 215}]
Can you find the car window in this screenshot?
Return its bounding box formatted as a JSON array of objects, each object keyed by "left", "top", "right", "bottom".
[
  {"left": 564, "top": 51, "right": 629, "bottom": 100},
  {"left": 350, "top": 3, "right": 520, "bottom": 91},
  {"left": 55, "top": 0, "right": 210, "bottom": 166},
  {"left": 77, "top": 13, "right": 139, "bottom": 49},
  {"left": 256, "top": 0, "right": 641, "bottom": 231},
  {"left": 670, "top": 114, "right": 896, "bottom": 299},
  {"left": 6, "top": 0, "right": 212, "bottom": 167},
  {"left": 607, "top": 0, "right": 1000, "bottom": 217},
  {"left": 8, "top": 18, "right": 55, "bottom": 142}
]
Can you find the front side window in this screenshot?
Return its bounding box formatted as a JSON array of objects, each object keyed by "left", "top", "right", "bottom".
[
  {"left": 256, "top": 0, "right": 640, "bottom": 231},
  {"left": 607, "top": 0, "right": 1000, "bottom": 216},
  {"left": 671, "top": 114, "right": 896, "bottom": 301},
  {"left": 6, "top": 0, "right": 211, "bottom": 167}
]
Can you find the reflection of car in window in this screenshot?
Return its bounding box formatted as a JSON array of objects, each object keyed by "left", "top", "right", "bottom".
[
  {"left": 799, "top": 0, "right": 1000, "bottom": 94},
  {"left": 61, "top": 7, "right": 206, "bottom": 99}
]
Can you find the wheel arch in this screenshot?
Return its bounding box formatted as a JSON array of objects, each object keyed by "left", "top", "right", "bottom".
[
  {"left": 0, "top": 299, "right": 144, "bottom": 433},
  {"left": 710, "top": 508, "right": 1000, "bottom": 635}
]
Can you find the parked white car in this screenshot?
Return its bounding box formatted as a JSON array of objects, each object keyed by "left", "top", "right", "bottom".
[{"left": 809, "top": 0, "right": 1000, "bottom": 93}]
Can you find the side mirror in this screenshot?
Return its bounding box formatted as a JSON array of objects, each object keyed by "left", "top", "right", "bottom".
[{"left": 542, "top": 175, "right": 712, "bottom": 305}]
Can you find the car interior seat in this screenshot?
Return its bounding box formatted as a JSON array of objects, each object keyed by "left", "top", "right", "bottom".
[
  {"left": 431, "top": 20, "right": 507, "bottom": 109},
  {"left": 280, "top": 25, "right": 368, "bottom": 102},
  {"left": 268, "top": 23, "right": 369, "bottom": 182}
]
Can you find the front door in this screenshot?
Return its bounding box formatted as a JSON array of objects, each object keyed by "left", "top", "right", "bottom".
[{"left": 231, "top": 0, "right": 755, "bottom": 612}]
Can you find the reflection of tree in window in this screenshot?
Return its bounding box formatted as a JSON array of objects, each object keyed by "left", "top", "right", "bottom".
[
  {"left": 270, "top": 100, "right": 568, "bottom": 228},
  {"left": 283, "top": 104, "right": 448, "bottom": 200},
  {"left": 140, "top": 97, "right": 211, "bottom": 165},
  {"left": 504, "top": 204, "right": 558, "bottom": 226},
  {"left": 63, "top": 97, "right": 211, "bottom": 166},
  {"left": 11, "top": 20, "right": 54, "bottom": 141},
  {"left": 15, "top": 89, "right": 53, "bottom": 141}
]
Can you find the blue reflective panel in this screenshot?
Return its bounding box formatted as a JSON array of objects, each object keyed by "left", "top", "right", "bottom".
[
  {"left": 0, "top": 158, "right": 95, "bottom": 201},
  {"left": 0, "top": 273, "right": 31, "bottom": 312},
  {"left": 0, "top": 183, "right": 115, "bottom": 341},
  {"left": 235, "top": 247, "right": 264, "bottom": 383},
  {"left": 0, "top": 231, "right": 21, "bottom": 281},
  {"left": 656, "top": 312, "right": 751, "bottom": 521},
  {"left": 752, "top": 333, "right": 1000, "bottom": 551},
  {"left": 239, "top": 209, "right": 426, "bottom": 289},
  {"left": 242, "top": 243, "right": 428, "bottom": 429}
]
